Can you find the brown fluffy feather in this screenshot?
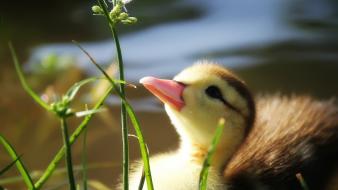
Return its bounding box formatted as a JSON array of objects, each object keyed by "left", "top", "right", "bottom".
[{"left": 224, "top": 95, "right": 338, "bottom": 189}]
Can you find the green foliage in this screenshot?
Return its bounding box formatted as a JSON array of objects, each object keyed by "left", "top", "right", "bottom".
[
  {"left": 199, "top": 118, "right": 225, "bottom": 190},
  {"left": 8, "top": 43, "right": 115, "bottom": 189},
  {"left": 89, "top": 1, "right": 153, "bottom": 189},
  {"left": 92, "top": 1, "right": 133, "bottom": 188},
  {"left": 75, "top": 39, "right": 154, "bottom": 190},
  {"left": 5, "top": 1, "right": 152, "bottom": 190},
  {"left": 9, "top": 42, "right": 50, "bottom": 111},
  {"left": 0, "top": 135, "right": 35, "bottom": 190},
  {"left": 34, "top": 87, "right": 113, "bottom": 189},
  {"left": 51, "top": 77, "right": 100, "bottom": 118},
  {"left": 32, "top": 53, "right": 74, "bottom": 75}
]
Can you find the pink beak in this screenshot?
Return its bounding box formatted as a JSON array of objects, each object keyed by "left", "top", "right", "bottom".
[{"left": 139, "top": 76, "right": 185, "bottom": 111}]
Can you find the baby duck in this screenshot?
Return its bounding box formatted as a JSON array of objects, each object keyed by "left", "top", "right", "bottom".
[{"left": 128, "top": 61, "right": 338, "bottom": 190}]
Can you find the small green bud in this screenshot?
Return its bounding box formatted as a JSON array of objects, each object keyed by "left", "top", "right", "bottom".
[
  {"left": 111, "top": 4, "right": 121, "bottom": 16},
  {"left": 116, "top": 1, "right": 124, "bottom": 7},
  {"left": 92, "top": 5, "right": 103, "bottom": 14},
  {"left": 123, "top": 17, "right": 138, "bottom": 24},
  {"left": 109, "top": 10, "right": 115, "bottom": 19},
  {"left": 118, "top": 12, "right": 129, "bottom": 20}
]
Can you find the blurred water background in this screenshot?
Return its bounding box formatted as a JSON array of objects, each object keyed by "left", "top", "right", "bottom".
[{"left": 0, "top": 0, "right": 337, "bottom": 189}]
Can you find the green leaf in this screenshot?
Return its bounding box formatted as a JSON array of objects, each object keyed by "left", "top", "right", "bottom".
[
  {"left": 199, "top": 118, "right": 225, "bottom": 190},
  {"left": 65, "top": 77, "right": 100, "bottom": 102},
  {"left": 75, "top": 108, "right": 106, "bottom": 117},
  {"left": 65, "top": 76, "right": 126, "bottom": 102},
  {"left": 8, "top": 42, "right": 51, "bottom": 111},
  {"left": 0, "top": 155, "right": 21, "bottom": 176},
  {"left": 0, "top": 135, "right": 35, "bottom": 190}
]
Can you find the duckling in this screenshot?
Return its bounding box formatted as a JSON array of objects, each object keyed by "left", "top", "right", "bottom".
[{"left": 127, "top": 61, "right": 338, "bottom": 190}]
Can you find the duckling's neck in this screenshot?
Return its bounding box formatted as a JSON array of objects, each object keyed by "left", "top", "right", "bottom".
[{"left": 179, "top": 139, "right": 237, "bottom": 171}]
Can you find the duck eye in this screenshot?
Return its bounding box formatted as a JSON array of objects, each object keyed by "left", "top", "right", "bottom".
[{"left": 205, "top": 85, "right": 224, "bottom": 101}]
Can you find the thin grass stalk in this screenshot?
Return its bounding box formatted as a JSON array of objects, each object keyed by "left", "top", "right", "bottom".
[
  {"left": 199, "top": 118, "right": 225, "bottom": 190},
  {"left": 75, "top": 42, "right": 154, "bottom": 189},
  {"left": 0, "top": 135, "right": 35, "bottom": 190},
  {"left": 114, "top": 28, "right": 130, "bottom": 190},
  {"left": 96, "top": 0, "right": 130, "bottom": 188},
  {"left": 138, "top": 168, "right": 145, "bottom": 190},
  {"left": 0, "top": 156, "right": 21, "bottom": 176},
  {"left": 82, "top": 125, "right": 88, "bottom": 190},
  {"left": 34, "top": 86, "right": 113, "bottom": 189},
  {"left": 296, "top": 173, "right": 309, "bottom": 190},
  {"left": 60, "top": 118, "right": 76, "bottom": 190}
]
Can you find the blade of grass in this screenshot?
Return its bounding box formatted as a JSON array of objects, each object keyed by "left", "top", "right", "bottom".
[
  {"left": 199, "top": 118, "right": 225, "bottom": 190},
  {"left": 94, "top": 1, "right": 130, "bottom": 188},
  {"left": 296, "top": 173, "right": 309, "bottom": 190},
  {"left": 1, "top": 162, "right": 117, "bottom": 186},
  {"left": 82, "top": 114, "right": 88, "bottom": 190},
  {"left": 60, "top": 118, "right": 76, "bottom": 190},
  {"left": 0, "top": 135, "right": 35, "bottom": 190},
  {"left": 75, "top": 42, "right": 154, "bottom": 189},
  {"left": 138, "top": 168, "right": 145, "bottom": 190},
  {"left": 8, "top": 42, "right": 50, "bottom": 111},
  {"left": 0, "top": 155, "right": 21, "bottom": 176},
  {"left": 74, "top": 108, "right": 105, "bottom": 118},
  {"left": 66, "top": 77, "right": 101, "bottom": 101},
  {"left": 34, "top": 86, "right": 113, "bottom": 189}
]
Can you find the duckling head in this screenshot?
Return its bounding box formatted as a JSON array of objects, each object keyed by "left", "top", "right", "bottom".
[{"left": 140, "top": 61, "right": 255, "bottom": 166}]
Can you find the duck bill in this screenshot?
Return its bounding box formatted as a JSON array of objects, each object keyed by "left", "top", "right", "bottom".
[{"left": 140, "top": 76, "right": 185, "bottom": 111}]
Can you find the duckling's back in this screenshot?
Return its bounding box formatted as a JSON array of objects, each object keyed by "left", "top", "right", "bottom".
[{"left": 224, "top": 95, "right": 338, "bottom": 190}]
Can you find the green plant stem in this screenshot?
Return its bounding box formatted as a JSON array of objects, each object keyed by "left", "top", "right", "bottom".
[
  {"left": 96, "top": 1, "right": 129, "bottom": 188},
  {"left": 60, "top": 118, "right": 76, "bottom": 190},
  {"left": 82, "top": 126, "right": 88, "bottom": 190},
  {"left": 77, "top": 39, "right": 154, "bottom": 190},
  {"left": 34, "top": 87, "right": 113, "bottom": 189},
  {"left": 76, "top": 41, "right": 154, "bottom": 189},
  {"left": 123, "top": 100, "right": 153, "bottom": 189},
  {"left": 113, "top": 28, "right": 130, "bottom": 190},
  {"left": 97, "top": 74, "right": 154, "bottom": 189}
]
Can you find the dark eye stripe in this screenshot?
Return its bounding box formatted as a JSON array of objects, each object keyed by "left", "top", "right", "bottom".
[
  {"left": 222, "top": 76, "right": 256, "bottom": 136},
  {"left": 205, "top": 85, "right": 242, "bottom": 115}
]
